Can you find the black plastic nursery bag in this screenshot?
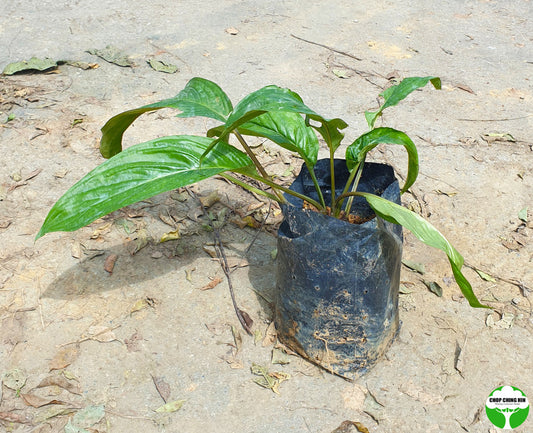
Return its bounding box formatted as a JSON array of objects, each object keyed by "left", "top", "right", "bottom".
[{"left": 275, "top": 159, "right": 403, "bottom": 380}]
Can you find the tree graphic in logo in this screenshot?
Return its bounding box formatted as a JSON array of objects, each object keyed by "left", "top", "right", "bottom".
[{"left": 486, "top": 386, "right": 529, "bottom": 429}]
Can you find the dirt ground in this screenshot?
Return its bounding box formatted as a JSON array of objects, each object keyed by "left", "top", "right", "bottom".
[{"left": 1, "top": 1, "right": 532, "bottom": 432}]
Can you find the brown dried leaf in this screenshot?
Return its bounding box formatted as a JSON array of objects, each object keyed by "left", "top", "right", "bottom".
[
  {"left": 36, "top": 375, "right": 81, "bottom": 395},
  {"left": 151, "top": 375, "right": 171, "bottom": 403},
  {"left": 262, "top": 322, "right": 277, "bottom": 347},
  {"left": 20, "top": 393, "right": 71, "bottom": 408},
  {"left": 124, "top": 331, "right": 143, "bottom": 352},
  {"left": 104, "top": 254, "right": 118, "bottom": 274},
  {"left": 0, "top": 411, "right": 31, "bottom": 424},
  {"left": 49, "top": 345, "right": 79, "bottom": 371},
  {"left": 239, "top": 309, "right": 254, "bottom": 330},
  {"left": 90, "top": 222, "right": 112, "bottom": 239},
  {"left": 199, "top": 276, "right": 223, "bottom": 291},
  {"left": 199, "top": 190, "right": 220, "bottom": 208}
]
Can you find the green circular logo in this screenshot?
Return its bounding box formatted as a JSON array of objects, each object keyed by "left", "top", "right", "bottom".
[{"left": 486, "top": 386, "right": 529, "bottom": 429}]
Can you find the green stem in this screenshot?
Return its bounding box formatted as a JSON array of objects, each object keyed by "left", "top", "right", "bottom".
[
  {"left": 329, "top": 147, "right": 335, "bottom": 210},
  {"left": 306, "top": 164, "right": 326, "bottom": 209},
  {"left": 334, "top": 159, "right": 361, "bottom": 217},
  {"left": 334, "top": 190, "right": 367, "bottom": 208},
  {"left": 342, "top": 155, "right": 366, "bottom": 216},
  {"left": 246, "top": 172, "right": 324, "bottom": 211},
  {"left": 221, "top": 173, "right": 280, "bottom": 202},
  {"left": 233, "top": 130, "right": 285, "bottom": 203}
]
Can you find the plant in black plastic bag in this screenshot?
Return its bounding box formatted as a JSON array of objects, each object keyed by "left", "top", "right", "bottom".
[{"left": 37, "top": 76, "right": 487, "bottom": 308}]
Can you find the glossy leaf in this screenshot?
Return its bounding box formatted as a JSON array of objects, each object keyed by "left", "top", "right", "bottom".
[
  {"left": 37, "top": 136, "right": 255, "bottom": 238},
  {"left": 237, "top": 111, "right": 319, "bottom": 167},
  {"left": 306, "top": 116, "right": 348, "bottom": 152},
  {"left": 100, "top": 78, "right": 232, "bottom": 158},
  {"left": 346, "top": 127, "right": 419, "bottom": 193},
  {"left": 203, "top": 84, "right": 346, "bottom": 159},
  {"left": 172, "top": 77, "right": 233, "bottom": 121},
  {"left": 365, "top": 76, "right": 441, "bottom": 129},
  {"left": 357, "top": 192, "right": 488, "bottom": 308}
]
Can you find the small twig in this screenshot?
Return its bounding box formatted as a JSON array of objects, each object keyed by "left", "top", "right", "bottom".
[
  {"left": 214, "top": 230, "right": 253, "bottom": 335},
  {"left": 188, "top": 187, "right": 253, "bottom": 335},
  {"left": 291, "top": 34, "right": 362, "bottom": 61}
]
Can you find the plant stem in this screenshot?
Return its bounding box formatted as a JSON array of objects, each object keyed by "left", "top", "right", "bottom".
[
  {"left": 342, "top": 155, "right": 366, "bottom": 216},
  {"left": 246, "top": 172, "right": 324, "bottom": 211},
  {"left": 334, "top": 190, "right": 367, "bottom": 208},
  {"left": 221, "top": 173, "right": 280, "bottom": 202},
  {"left": 334, "top": 160, "right": 360, "bottom": 217},
  {"left": 329, "top": 147, "right": 336, "bottom": 210},
  {"left": 306, "top": 164, "right": 327, "bottom": 209},
  {"left": 233, "top": 130, "right": 285, "bottom": 203}
]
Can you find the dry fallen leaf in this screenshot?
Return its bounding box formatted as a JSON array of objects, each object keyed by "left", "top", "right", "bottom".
[
  {"left": 2, "top": 368, "right": 27, "bottom": 391},
  {"left": 262, "top": 322, "right": 277, "bottom": 347},
  {"left": 36, "top": 374, "right": 81, "bottom": 395},
  {"left": 104, "top": 254, "right": 118, "bottom": 274},
  {"left": 0, "top": 411, "right": 31, "bottom": 424},
  {"left": 49, "top": 345, "right": 80, "bottom": 371},
  {"left": 199, "top": 276, "right": 223, "bottom": 291},
  {"left": 160, "top": 229, "right": 180, "bottom": 242},
  {"left": 151, "top": 375, "right": 171, "bottom": 403},
  {"left": 331, "top": 420, "right": 370, "bottom": 433},
  {"left": 21, "top": 393, "right": 72, "bottom": 408},
  {"left": 124, "top": 330, "right": 143, "bottom": 352},
  {"left": 155, "top": 399, "right": 186, "bottom": 413}
]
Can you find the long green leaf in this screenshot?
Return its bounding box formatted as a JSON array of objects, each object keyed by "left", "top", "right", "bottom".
[
  {"left": 100, "top": 78, "right": 232, "bottom": 158},
  {"left": 237, "top": 111, "right": 319, "bottom": 167},
  {"left": 346, "top": 127, "right": 419, "bottom": 194},
  {"left": 37, "top": 136, "right": 255, "bottom": 238},
  {"left": 365, "top": 76, "right": 441, "bottom": 129},
  {"left": 357, "top": 193, "right": 488, "bottom": 308}
]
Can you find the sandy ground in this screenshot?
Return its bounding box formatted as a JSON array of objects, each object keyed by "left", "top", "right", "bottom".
[{"left": 1, "top": 1, "right": 532, "bottom": 432}]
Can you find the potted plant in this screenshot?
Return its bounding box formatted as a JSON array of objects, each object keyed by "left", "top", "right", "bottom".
[{"left": 36, "top": 76, "right": 488, "bottom": 380}]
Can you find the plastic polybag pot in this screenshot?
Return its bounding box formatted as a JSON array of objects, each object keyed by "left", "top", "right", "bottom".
[{"left": 275, "top": 159, "right": 403, "bottom": 380}]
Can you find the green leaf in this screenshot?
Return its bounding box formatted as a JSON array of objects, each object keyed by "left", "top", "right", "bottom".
[
  {"left": 306, "top": 116, "right": 348, "bottom": 152},
  {"left": 155, "top": 399, "right": 186, "bottom": 413},
  {"left": 346, "top": 127, "right": 419, "bottom": 193},
  {"left": 147, "top": 58, "right": 179, "bottom": 74},
  {"left": 2, "top": 57, "right": 58, "bottom": 75},
  {"left": 100, "top": 77, "right": 232, "bottom": 158},
  {"left": 518, "top": 207, "right": 528, "bottom": 223},
  {"left": 87, "top": 45, "right": 133, "bottom": 67},
  {"left": 205, "top": 85, "right": 346, "bottom": 157},
  {"left": 357, "top": 192, "right": 489, "bottom": 308},
  {"left": 365, "top": 76, "right": 441, "bottom": 129},
  {"left": 37, "top": 136, "right": 255, "bottom": 239},
  {"left": 172, "top": 77, "right": 233, "bottom": 121},
  {"left": 237, "top": 111, "right": 319, "bottom": 167},
  {"left": 475, "top": 269, "right": 497, "bottom": 283}
]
